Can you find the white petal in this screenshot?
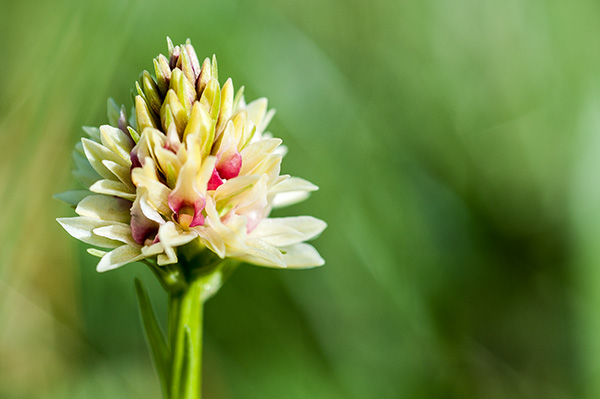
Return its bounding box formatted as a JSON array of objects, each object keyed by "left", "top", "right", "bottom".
[
  {"left": 93, "top": 224, "right": 137, "bottom": 247},
  {"left": 214, "top": 175, "right": 261, "bottom": 206},
  {"left": 90, "top": 179, "right": 136, "bottom": 200},
  {"left": 97, "top": 245, "right": 147, "bottom": 272},
  {"left": 142, "top": 242, "right": 165, "bottom": 257},
  {"left": 270, "top": 177, "right": 319, "bottom": 208},
  {"left": 281, "top": 243, "right": 325, "bottom": 268},
  {"left": 100, "top": 125, "right": 134, "bottom": 161},
  {"left": 235, "top": 239, "right": 285, "bottom": 268},
  {"left": 82, "top": 138, "right": 130, "bottom": 180},
  {"left": 158, "top": 221, "right": 198, "bottom": 248},
  {"left": 250, "top": 216, "right": 327, "bottom": 246},
  {"left": 102, "top": 160, "right": 133, "bottom": 188},
  {"left": 75, "top": 195, "right": 131, "bottom": 223},
  {"left": 158, "top": 252, "right": 178, "bottom": 265},
  {"left": 270, "top": 176, "right": 318, "bottom": 194},
  {"left": 139, "top": 192, "right": 166, "bottom": 225},
  {"left": 272, "top": 191, "right": 311, "bottom": 208},
  {"left": 131, "top": 159, "right": 171, "bottom": 215},
  {"left": 87, "top": 248, "right": 107, "bottom": 258},
  {"left": 244, "top": 98, "right": 268, "bottom": 133},
  {"left": 240, "top": 138, "right": 282, "bottom": 175},
  {"left": 57, "top": 217, "right": 120, "bottom": 248}
]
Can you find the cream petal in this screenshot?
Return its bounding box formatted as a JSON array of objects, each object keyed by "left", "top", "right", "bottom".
[
  {"left": 131, "top": 159, "right": 172, "bottom": 215},
  {"left": 100, "top": 125, "right": 134, "bottom": 161},
  {"left": 214, "top": 175, "right": 261, "bottom": 209},
  {"left": 269, "top": 177, "right": 319, "bottom": 208},
  {"left": 240, "top": 138, "right": 282, "bottom": 175},
  {"left": 89, "top": 179, "right": 136, "bottom": 200},
  {"left": 57, "top": 217, "right": 121, "bottom": 248},
  {"left": 194, "top": 226, "right": 226, "bottom": 258},
  {"left": 244, "top": 98, "right": 268, "bottom": 132},
  {"left": 97, "top": 245, "right": 147, "bottom": 272},
  {"left": 158, "top": 252, "right": 178, "bottom": 266},
  {"left": 75, "top": 195, "right": 131, "bottom": 223},
  {"left": 87, "top": 248, "right": 107, "bottom": 258},
  {"left": 270, "top": 176, "right": 318, "bottom": 193},
  {"left": 243, "top": 153, "right": 281, "bottom": 183},
  {"left": 272, "top": 192, "right": 311, "bottom": 208},
  {"left": 234, "top": 175, "right": 269, "bottom": 216},
  {"left": 82, "top": 138, "right": 130, "bottom": 179},
  {"left": 169, "top": 147, "right": 203, "bottom": 208},
  {"left": 93, "top": 224, "right": 138, "bottom": 247},
  {"left": 142, "top": 242, "right": 165, "bottom": 256},
  {"left": 102, "top": 160, "right": 133, "bottom": 188},
  {"left": 249, "top": 216, "right": 327, "bottom": 246},
  {"left": 280, "top": 243, "right": 325, "bottom": 268},
  {"left": 257, "top": 109, "right": 276, "bottom": 136},
  {"left": 158, "top": 221, "right": 198, "bottom": 248},
  {"left": 139, "top": 192, "right": 166, "bottom": 225},
  {"left": 235, "top": 239, "right": 285, "bottom": 268}
]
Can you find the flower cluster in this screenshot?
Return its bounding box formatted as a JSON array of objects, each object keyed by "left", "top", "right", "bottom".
[{"left": 58, "top": 38, "right": 326, "bottom": 272}]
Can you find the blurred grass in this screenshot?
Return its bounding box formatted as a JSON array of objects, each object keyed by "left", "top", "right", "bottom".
[{"left": 1, "top": 0, "right": 600, "bottom": 397}]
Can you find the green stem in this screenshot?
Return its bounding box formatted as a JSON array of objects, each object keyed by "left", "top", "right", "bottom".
[{"left": 169, "top": 275, "right": 204, "bottom": 399}]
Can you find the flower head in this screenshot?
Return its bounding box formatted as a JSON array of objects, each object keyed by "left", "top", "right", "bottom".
[{"left": 58, "top": 38, "right": 326, "bottom": 273}]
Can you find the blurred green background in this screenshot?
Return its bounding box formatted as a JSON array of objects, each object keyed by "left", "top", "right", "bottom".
[{"left": 2, "top": 0, "right": 600, "bottom": 397}]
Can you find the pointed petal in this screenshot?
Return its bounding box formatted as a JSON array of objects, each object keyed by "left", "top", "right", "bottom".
[
  {"left": 100, "top": 125, "right": 134, "bottom": 161},
  {"left": 158, "top": 221, "right": 198, "bottom": 248},
  {"left": 280, "top": 243, "right": 325, "bottom": 268},
  {"left": 57, "top": 217, "right": 121, "bottom": 248},
  {"left": 250, "top": 216, "right": 327, "bottom": 246},
  {"left": 102, "top": 160, "right": 133, "bottom": 187},
  {"left": 97, "top": 245, "right": 147, "bottom": 272},
  {"left": 54, "top": 190, "right": 90, "bottom": 207},
  {"left": 93, "top": 223, "right": 138, "bottom": 247},
  {"left": 82, "top": 138, "right": 130, "bottom": 180},
  {"left": 89, "top": 179, "right": 136, "bottom": 200},
  {"left": 235, "top": 239, "right": 285, "bottom": 268},
  {"left": 75, "top": 195, "right": 131, "bottom": 223}
]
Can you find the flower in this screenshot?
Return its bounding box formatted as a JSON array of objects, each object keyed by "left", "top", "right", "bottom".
[{"left": 57, "top": 38, "right": 326, "bottom": 273}]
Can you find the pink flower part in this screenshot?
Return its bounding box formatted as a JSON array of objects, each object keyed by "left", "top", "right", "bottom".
[
  {"left": 168, "top": 193, "right": 206, "bottom": 228},
  {"left": 245, "top": 209, "right": 263, "bottom": 233},
  {"left": 216, "top": 152, "right": 242, "bottom": 180},
  {"left": 207, "top": 168, "right": 224, "bottom": 190},
  {"left": 130, "top": 148, "right": 142, "bottom": 170},
  {"left": 131, "top": 203, "right": 159, "bottom": 245}
]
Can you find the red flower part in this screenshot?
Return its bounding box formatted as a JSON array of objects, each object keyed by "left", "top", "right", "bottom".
[
  {"left": 216, "top": 152, "right": 242, "bottom": 180},
  {"left": 207, "top": 167, "right": 224, "bottom": 190},
  {"left": 168, "top": 193, "right": 205, "bottom": 228},
  {"left": 130, "top": 148, "right": 142, "bottom": 170},
  {"left": 130, "top": 201, "right": 159, "bottom": 245}
]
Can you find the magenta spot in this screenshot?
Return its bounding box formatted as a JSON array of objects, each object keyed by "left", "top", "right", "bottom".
[
  {"left": 207, "top": 168, "right": 224, "bottom": 190},
  {"left": 216, "top": 152, "right": 242, "bottom": 180},
  {"left": 168, "top": 192, "right": 206, "bottom": 227},
  {"left": 130, "top": 209, "right": 158, "bottom": 245},
  {"left": 130, "top": 149, "right": 142, "bottom": 170}
]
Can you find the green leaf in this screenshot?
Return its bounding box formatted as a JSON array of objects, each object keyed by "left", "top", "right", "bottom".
[
  {"left": 135, "top": 278, "right": 171, "bottom": 399},
  {"left": 211, "top": 54, "right": 218, "bottom": 81},
  {"left": 107, "top": 98, "right": 121, "bottom": 126},
  {"left": 200, "top": 79, "right": 221, "bottom": 122},
  {"left": 53, "top": 190, "right": 90, "bottom": 207},
  {"left": 142, "top": 71, "right": 163, "bottom": 115},
  {"left": 127, "top": 126, "right": 140, "bottom": 143}
]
